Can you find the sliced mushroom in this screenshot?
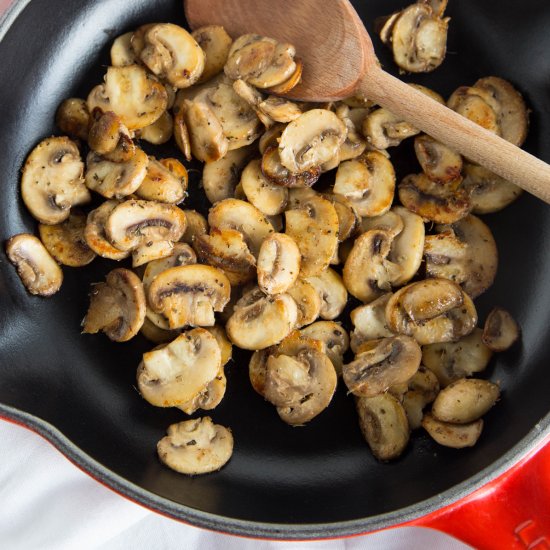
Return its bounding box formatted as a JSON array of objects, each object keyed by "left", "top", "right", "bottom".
[
  {"left": 278, "top": 109, "right": 347, "bottom": 173},
  {"left": 201, "top": 146, "right": 255, "bottom": 204},
  {"left": 386, "top": 279, "right": 477, "bottom": 345},
  {"left": 323, "top": 193, "right": 360, "bottom": 243},
  {"left": 87, "top": 65, "right": 168, "bottom": 130},
  {"left": 110, "top": 32, "right": 137, "bottom": 67},
  {"left": 208, "top": 198, "right": 274, "bottom": 257},
  {"left": 447, "top": 86, "right": 500, "bottom": 134},
  {"left": 286, "top": 279, "right": 323, "bottom": 329},
  {"left": 173, "top": 110, "right": 192, "bottom": 162},
  {"left": 359, "top": 210, "right": 404, "bottom": 238},
  {"left": 474, "top": 76, "right": 529, "bottom": 147},
  {"left": 398, "top": 173, "right": 471, "bottom": 224},
  {"left": 178, "top": 370, "right": 227, "bottom": 415},
  {"left": 425, "top": 215, "right": 498, "bottom": 299},
  {"left": 205, "top": 324, "right": 233, "bottom": 368},
  {"left": 82, "top": 268, "right": 146, "bottom": 342},
  {"left": 85, "top": 148, "right": 148, "bottom": 199},
  {"left": 232, "top": 78, "right": 275, "bottom": 127},
  {"left": 306, "top": 268, "right": 348, "bottom": 320},
  {"left": 148, "top": 264, "right": 230, "bottom": 329},
  {"left": 21, "top": 136, "right": 90, "bottom": 225},
  {"left": 87, "top": 110, "right": 135, "bottom": 162},
  {"left": 462, "top": 163, "right": 523, "bottom": 214},
  {"left": 157, "top": 417, "right": 233, "bottom": 475},
  {"left": 136, "top": 157, "right": 188, "bottom": 204},
  {"left": 261, "top": 145, "right": 322, "bottom": 188},
  {"left": 248, "top": 42, "right": 298, "bottom": 89},
  {"left": 414, "top": 134, "right": 463, "bottom": 184},
  {"left": 140, "top": 317, "right": 181, "bottom": 344},
  {"left": 181, "top": 97, "right": 229, "bottom": 163},
  {"left": 137, "top": 111, "right": 173, "bottom": 145},
  {"left": 180, "top": 209, "right": 208, "bottom": 245},
  {"left": 333, "top": 151, "right": 395, "bottom": 217},
  {"left": 356, "top": 394, "right": 410, "bottom": 460},
  {"left": 224, "top": 34, "right": 278, "bottom": 81},
  {"left": 139, "top": 24, "right": 205, "bottom": 88},
  {"left": 422, "top": 0, "right": 448, "bottom": 17},
  {"left": 194, "top": 228, "right": 256, "bottom": 286},
  {"left": 132, "top": 239, "right": 176, "bottom": 268},
  {"left": 55, "top": 98, "right": 90, "bottom": 141},
  {"left": 5, "top": 234, "right": 63, "bottom": 296},
  {"left": 248, "top": 347, "right": 274, "bottom": 397},
  {"left": 362, "top": 108, "right": 420, "bottom": 150},
  {"left": 138, "top": 328, "right": 221, "bottom": 407},
  {"left": 343, "top": 336, "right": 421, "bottom": 397},
  {"left": 350, "top": 293, "right": 394, "bottom": 353},
  {"left": 389, "top": 3, "right": 449, "bottom": 73},
  {"left": 84, "top": 200, "right": 130, "bottom": 261},
  {"left": 142, "top": 243, "right": 198, "bottom": 292},
  {"left": 329, "top": 104, "right": 369, "bottom": 165},
  {"left": 422, "top": 328, "right": 493, "bottom": 387},
  {"left": 264, "top": 57, "right": 303, "bottom": 95},
  {"left": 422, "top": 413, "right": 483, "bottom": 448},
  {"left": 343, "top": 230, "right": 402, "bottom": 303},
  {"left": 285, "top": 195, "right": 339, "bottom": 277},
  {"left": 226, "top": 286, "right": 297, "bottom": 350},
  {"left": 300, "top": 321, "right": 349, "bottom": 375},
  {"left": 38, "top": 211, "right": 96, "bottom": 267},
  {"left": 240, "top": 159, "right": 288, "bottom": 216},
  {"left": 482, "top": 307, "right": 520, "bottom": 352},
  {"left": 432, "top": 378, "right": 500, "bottom": 424},
  {"left": 400, "top": 366, "right": 440, "bottom": 429},
  {"left": 258, "top": 96, "right": 302, "bottom": 123},
  {"left": 257, "top": 233, "right": 301, "bottom": 295},
  {"left": 192, "top": 25, "right": 233, "bottom": 84}
]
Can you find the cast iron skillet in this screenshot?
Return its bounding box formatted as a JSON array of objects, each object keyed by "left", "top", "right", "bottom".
[{"left": 0, "top": 0, "right": 549, "bottom": 543}]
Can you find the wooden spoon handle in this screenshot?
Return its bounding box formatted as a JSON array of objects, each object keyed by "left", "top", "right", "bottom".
[{"left": 359, "top": 66, "right": 550, "bottom": 204}]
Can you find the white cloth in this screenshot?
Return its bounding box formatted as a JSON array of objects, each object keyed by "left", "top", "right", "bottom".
[{"left": 0, "top": 420, "right": 471, "bottom": 550}]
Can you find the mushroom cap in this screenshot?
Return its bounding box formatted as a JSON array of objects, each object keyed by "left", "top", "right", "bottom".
[
  {"left": 362, "top": 108, "right": 420, "bottom": 150},
  {"left": 82, "top": 268, "right": 146, "bottom": 342},
  {"left": 323, "top": 193, "right": 360, "bottom": 243},
  {"left": 422, "top": 413, "right": 483, "bottom": 448},
  {"left": 350, "top": 293, "right": 394, "bottom": 353},
  {"left": 5, "top": 234, "right": 63, "bottom": 296},
  {"left": 257, "top": 233, "right": 301, "bottom": 295},
  {"left": 240, "top": 159, "right": 288, "bottom": 216},
  {"left": 138, "top": 110, "right": 174, "bottom": 145},
  {"left": 300, "top": 321, "right": 349, "bottom": 375},
  {"left": 305, "top": 268, "right": 348, "bottom": 321},
  {"left": 55, "top": 98, "right": 90, "bottom": 141},
  {"left": 248, "top": 42, "right": 298, "bottom": 89},
  {"left": 180, "top": 209, "right": 209, "bottom": 245},
  {"left": 105, "top": 199, "right": 187, "bottom": 252},
  {"left": 414, "top": 134, "right": 463, "bottom": 184},
  {"left": 192, "top": 25, "right": 233, "bottom": 83},
  {"left": 110, "top": 32, "right": 137, "bottom": 67},
  {"left": 286, "top": 278, "right": 322, "bottom": 329},
  {"left": 224, "top": 34, "right": 277, "bottom": 81},
  {"left": 261, "top": 145, "right": 322, "bottom": 189},
  {"left": 138, "top": 328, "right": 221, "bottom": 407},
  {"left": 136, "top": 157, "right": 188, "bottom": 204},
  {"left": 447, "top": 86, "right": 500, "bottom": 134},
  {"left": 157, "top": 417, "right": 233, "bottom": 475},
  {"left": 178, "top": 370, "right": 227, "bottom": 415},
  {"left": 482, "top": 307, "right": 520, "bottom": 352},
  {"left": 87, "top": 110, "right": 135, "bottom": 161},
  {"left": 148, "top": 264, "right": 230, "bottom": 329},
  {"left": 21, "top": 136, "right": 89, "bottom": 225}
]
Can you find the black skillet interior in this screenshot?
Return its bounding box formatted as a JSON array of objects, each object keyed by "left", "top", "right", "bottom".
[{"left": 1, "top": 0, "right": 550, "bottom": 539}]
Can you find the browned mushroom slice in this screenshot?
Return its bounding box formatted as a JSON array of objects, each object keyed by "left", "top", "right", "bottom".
[
  {"left": 323, "top": 193, "right": 360, "bottom": 243},
  {"left": 422, "top": 328, "right": 493, "bottom": 387},
  {"left": 82, "top": 268, "right": 146, "bottom": 342},
  {"left": 248, "top": 42, "right": 298, "bottom": 89},
  {"left": 264, "top": 57, "right": 303, "bottom": 95},
  {"left": 136, "top": 157, "right": 188, "bottom": 204},
  {"left": 286, "top": 279, "right": 322, "bottom": 329},
  {"left": 110, "top": 32, "right": 137, "bottom": 67},
  {"left": 205, "top": 324, "right": 233, "bottom": 368},
  {"left": 343, "top": 230, "right": 402, "bottom": 303},
  {"left": 87, "top": 65, "right": 168, "bottom": 131},
  {"left": 278, "top": 109, "right": 347, "bottom": 173},
  {"left": 21, "top": 137, "right": 90, "bottom": 225},
  {"left": 5, "top": 234, "right": 63, "bottom": 297},
  {"left": 300, "top": 321, "right": 349, "bottom": 375},
  {"left": 85, "top": 149, "right": 149, "bottom": 199},
  {"left": 285, "top": 195, "right": 339, "bottom": 277},
  {"left": 343, "top": 336, "right": 421, "bottom": 397},
  {"left": 399, "top": 366, "right": 440, "bottom": 429},
  {"left": 192, "top": 25, "right": 233, "bottom": 83},
  {"left": 390, "top": 3, "right": 449, "bottom": 73},
  {"left": 84, "top": 200, "right": 130, "bottom": 261},
  {"left": 140, "top": 24, "right": 205, "bottom": 88},
  {"left": 432, "top": 378, "right": 500, "bottom": 424},
  {"left": 447, "top": 86, "right": 500, "bottom": 134},
  {"left": 334, "top": 152, "right": 396, "bottom": 217},
  {"left": 138, "top": 328, "right": 221, "bottom": 407},
  {"left": 226, "top": 286, "right": 298, "bottom": 350},
  {"left": 350, "top": 293, "right": 394, "bottom": 353},
  {"left": 359, "top": 210, "right": 404, "bottom": 238},
  {"left": 38, "top": 211, "right": 96, "bottom": 267},
  {"left": 208, "top": 198, "right": 274, "bottom": 257},
  {"left": 224, "top": 34, "right": 277, "bottom": 81},
  {"left": 257, "top": 233, "right": 301, "bottom": 295},
  {"left": 426, "top": 214, "right": 498, "bottom": 299},
  {"left": 240, "top": 159, "right": 288, "bottom": 216},
  {"left": 180, "top": 209, "right": 208, "bottom": 246},
  {"left": 482, "top": 307, "right": 521, "bottom": 352},
  {"left": 137, "top": 111, "right": 173, "bottom": 145},
  {"left": 414, "top": 134, "right": 463, "bottom": 184},
  {"left": 261, "top": 145, "right": 322, "bottom": 189},
  {"left": 422, "top": 413, "right": 483, "bottom": 448},
  {"left": 132, "top": 240, "right": 178, "bottom": 268},
  {"left": 362, "top": 108, "right": 420, "bottom": 150},
  {"left": 398, "top": 173, "right": 471, "bottom": 224},
  {"left": 55, "top": 98, "right": 90, "bottom": 141},
  {"left": 194, "top": 228, "right": 256, "bottom": 286},
  {"left": 140, "top": 317, "right": 181, "bottom": 344},
  {"left": 232, "top": 78, "right": 275, "bottom": 128},
  {"left": 181, "top": 98, "right": 229, "bottom": 163},
  {"left": 178, "top": 370, "right": 227, "bottom": 415},
  {"left": 142, "top": 243, "right": 197, "bottom": 292},
  {"left": 105, "top": 199, "right": 186, "bottom": 252},
  {"left": 386, "top": 279, "right": 477, "bottom": 345},
  {"left": 87, "top": 110, "right": 135, "bottom": 162},
  {"left": 148, "top": 265, "right": 230, "bottom": 329},
  {"left": 474, "top": 77, "right": 529, "bottom": 147},
  {"left": 329, "top": 104, "right": 369, "bottom": 165},
  {"left": 462, "top": 163, "right": 523, "bottom": 214},
  {"left": 173, "top": 110, "right": 192, "bottom": 162},
  {"left": 257, "top": 96, "right": 302, "bottom": 123},
  {"left": 356, "top": 394, "right": 410, "bottom": 460},
  {"left": 306, "top": 268, "right": 348, "bottom": 320},
  {"left": 157, "top": 417, "right": 233, "bottom": 475}
]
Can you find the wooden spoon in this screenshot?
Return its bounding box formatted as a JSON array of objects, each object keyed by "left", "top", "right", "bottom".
[{"left": 185, "top": 0, "right": 550, "bottom": 204}]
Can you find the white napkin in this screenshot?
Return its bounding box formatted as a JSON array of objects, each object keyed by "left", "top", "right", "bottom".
[{"left": 0, "top": 420, "right": 471, "bottom": 550}]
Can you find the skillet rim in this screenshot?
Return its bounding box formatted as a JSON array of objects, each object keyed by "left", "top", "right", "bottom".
[{"left": 0, "top": 0, "right": 549, "bottom": 540}]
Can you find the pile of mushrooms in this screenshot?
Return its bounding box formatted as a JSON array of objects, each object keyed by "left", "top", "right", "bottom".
[{"left": 6, "top": 8, "right": 526, "bottom": 473}]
